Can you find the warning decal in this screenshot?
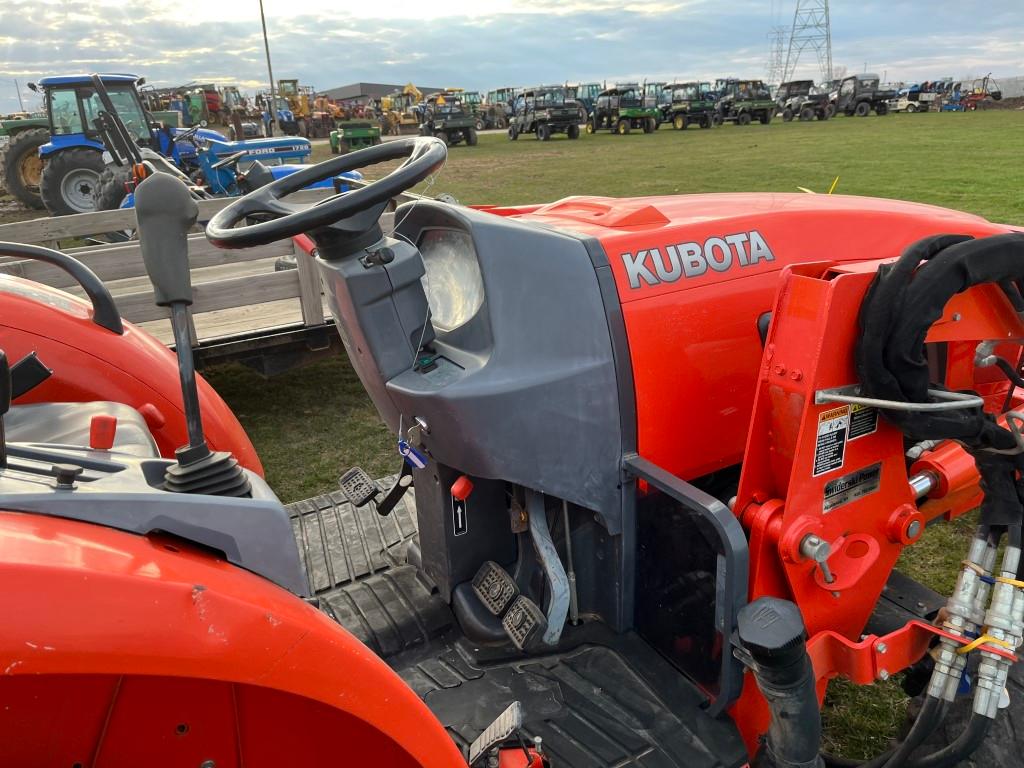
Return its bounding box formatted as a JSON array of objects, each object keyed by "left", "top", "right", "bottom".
[
  {"left": 849, "top": 404, "right": 878, "bottom": 440},
  {"left": 824, "top": 463, "right": 882, "bottom": 512},
  {"left": 814, "top": 406, "right": 850, "bottom": 476}
]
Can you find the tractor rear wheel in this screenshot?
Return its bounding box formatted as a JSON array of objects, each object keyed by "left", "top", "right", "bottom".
[
  {"left": 799, "top": 107, "right": 815, "bottom": 121},
  {"left": 616, "top": 119, "right": 630, "bottom": 135},
  {"left": 673, "top": 114, "right": 686, "bottom": 130},
  {"left": 39, "top": 147, "right": 105, "bottom": 216},
  {"left": 466, "top": 128, "right": 478, "bottom": 146},
  {"left": 855, "top": 101, "right": 871, "bottom": 117},
  {"left": 782, "top": 108, "right": 794, "bottom": 122},
  {"left": 93, "top": 165, "right": 131, "bottom": 211},
  {"left": 737, "top": 112, "right": 752, "bottom": 126},
  {"left": 567, "top": 124, "right": 580, "bottom": 139},
  {"left": 0, "top": 127, "right": 48, "bottom": 210},
  {"left": 536, "top": 123, "right": 551, "bottom": 141}
]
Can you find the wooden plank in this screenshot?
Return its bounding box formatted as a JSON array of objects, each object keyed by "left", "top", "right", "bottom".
[
  {"left": 115, "top": 270, "right": 301, "bottom": 324},
  {"left": 136, "top": 297, "right": 316, "bottom": 346},
  {"left": 0, "top": 236, "right": 293, "bottom": 290},
  {"left": 293, "top": 239, "right": 324, "bottom": 326},
  {"left": 0, "top": 188, "right": 334, "bottom": 245}
]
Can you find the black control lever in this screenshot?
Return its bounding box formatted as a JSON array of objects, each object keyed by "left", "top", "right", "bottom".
[
  {"left": 0, "top": 351, "right": 9, "bottom": 469},
  {"left": 135, "top": 174, "right": 250, "bottom": 497}
]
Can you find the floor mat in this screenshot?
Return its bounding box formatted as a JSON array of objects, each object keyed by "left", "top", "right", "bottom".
[{"left": 287, "top": 486, "right": 746, "bottom": 768}]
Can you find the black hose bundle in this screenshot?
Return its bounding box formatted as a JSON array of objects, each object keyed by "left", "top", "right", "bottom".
[{"left": 856, "top": 231, "right": 1024, "bottom": 527}]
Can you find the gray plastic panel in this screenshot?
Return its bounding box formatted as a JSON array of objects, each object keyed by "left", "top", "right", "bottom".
[
  {"left": 0, "top": 443, "right": 309, "bottom": 596},
  {"left": 317, "top": 202, "right": 627, "bottom": 532}
]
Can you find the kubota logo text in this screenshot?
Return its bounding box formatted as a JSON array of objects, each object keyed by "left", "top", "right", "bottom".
[{"left": 620, "top": 230, "right": 775, "bottom": 289}]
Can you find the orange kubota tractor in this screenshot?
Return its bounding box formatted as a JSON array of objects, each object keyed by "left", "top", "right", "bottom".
[{"left": 2, "top": 136, "right": 1024, "bottom": 768}]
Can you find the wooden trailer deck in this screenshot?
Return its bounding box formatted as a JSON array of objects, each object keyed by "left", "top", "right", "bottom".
[{"left": 0, "top": 189, "right": 397, "bottom": 374}]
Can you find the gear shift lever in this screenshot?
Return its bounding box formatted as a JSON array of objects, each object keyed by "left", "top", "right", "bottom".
[
  {"left": 0, "top": 351, "right": 9, "bottom": 469},
  {"left": 135, "top": 173, "right": 250, "bottom": 496}
]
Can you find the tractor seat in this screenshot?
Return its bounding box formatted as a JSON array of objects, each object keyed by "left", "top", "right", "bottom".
[{"left": 6, "top": 402, "right": 159, "bottom": 458}]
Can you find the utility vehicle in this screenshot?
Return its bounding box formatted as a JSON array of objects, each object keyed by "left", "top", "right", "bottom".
[
  {"left": 418, "top": 91, "right": 478, "bottom": 146},
  {"left": 833, "top": 74, "right": 895, "bottom": 117},
  {"left": 715, "top": 79, "right": 775, "bottom": 125},
  {"left": 565, "top": 82, "right": 601, "bottom": 118},
  {"left": 585, "top": 84, "right": 660, "bottom": 134},
  {"left": 2, "top": 137, "right": 1024, "bottom": 768},
  {"left": 329, "top": 121, "right": 382, "bottom": 154},
  {"left": 658, "top": 82, "right": 718, "bottom": 129},
  {"left": 774, "top": 80, "right": 832, "bottom": 121},
  {"left": 508, "top": 86, "right": 581, "bottom": 141}
]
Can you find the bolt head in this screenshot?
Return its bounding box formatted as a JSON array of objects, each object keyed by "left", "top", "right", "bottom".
[
  {"left": 878, "top": 669, "right": 890, "bottom": 681},
  {"left": 877, "top": 642, "right": 888, "bottom": 654},
  {"left": 907, "top": 520, "right": 922, "bottom": 539}
]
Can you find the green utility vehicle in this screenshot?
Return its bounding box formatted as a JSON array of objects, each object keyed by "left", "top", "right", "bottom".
[
  {"left": 508, "top": 86, "right": 581, "bottom": 141},
  {"left": 585, "top": 85, "right": 660, "bottom": 134},
  {"left": 715, "top": 79, "right": 775, "bottom": 125},
  {"left": 329, "top": 121, "right": 382, "bottom": 154},
  {"left": 774, "top": 80, "right": 831, "bottom": 121},
  {"left": 0, "top": 114, "right": 50, "bottom": 209},
  {"left": 658, "top": 82, "right": 718, "bottom": 129},
  {"left": 418, "top": 91, "right": 478, "bottom": 146}
]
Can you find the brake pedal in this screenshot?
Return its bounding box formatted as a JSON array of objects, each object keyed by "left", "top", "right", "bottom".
[
  {"left": 338, "top": 467, "right": 379, "bottom": 507},
  {"left": 502, "top": 595, "right": 548, "bottom": 651},
  {"left": 473, "top": 561, "right": 519, "bottom": 616}
]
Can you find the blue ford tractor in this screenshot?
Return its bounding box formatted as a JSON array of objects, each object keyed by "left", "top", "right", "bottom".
[{"left": 28, "top": 74, "right": 319, "bottom": 215}]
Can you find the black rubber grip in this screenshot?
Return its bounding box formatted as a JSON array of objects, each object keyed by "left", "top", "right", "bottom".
[{"left": 134, "top": 173, "right": 199, "bottom": 306}]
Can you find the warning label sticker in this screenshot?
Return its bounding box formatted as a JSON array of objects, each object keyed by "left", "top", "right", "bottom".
[
  {"left": 824, "top": 463, "right": 882, "bottom": 512},
  {"left": 814, "top": 406, "right": 850, "bottom": 476},
  {"left": 849, "top": 403, "right": 878, "bottom": 440}
]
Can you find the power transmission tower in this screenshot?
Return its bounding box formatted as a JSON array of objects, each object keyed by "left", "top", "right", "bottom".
[
  {"left": 782, "top": 0, "right": 832, "bottom": 84},
  {"left": 766, "top": 26, "right": 787, "bottom": 84}
]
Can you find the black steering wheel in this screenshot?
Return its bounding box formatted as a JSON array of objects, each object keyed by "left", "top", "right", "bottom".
[
  {"left": 206, "top": 136, "right": 446, "bottom": 249},
  {"left": 173, "top": 125, "right": 201, "bottom": 144},
  {"left": 210, "top": 150, "right": 247, "bottom": 171}
]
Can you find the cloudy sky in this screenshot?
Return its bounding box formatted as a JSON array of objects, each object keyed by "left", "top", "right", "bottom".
[{"left": 1, "top": 0, "right": 1021, "bottom": 113}]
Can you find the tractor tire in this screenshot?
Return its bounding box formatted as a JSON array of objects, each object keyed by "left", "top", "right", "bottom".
[
  {"left": 737, "top": 112, "right": 752, "bottom": 126},
  {"left": 712, "top": 113, "right": 724, "bottom": 126},
  {"left": 434, "top": 131, "right": 449, "bottom": 146},
  {"left": 466, "top": 128, "right": 478, "bottom": 146},
  {"left": 817, "top": 108, "right": 830, "bottom": 121},
  {"left": 0, "top": 127, "right": 48, "bottom": 210},
  {"left": 536, "top": 123, "right": 551, "bottom": 141},
  {"left": 508, "top": 125, "right": 519, "bottom": 141},
  {"left": 39, "top": 147, "right": 105, "bottom": 216},
  {"left": 855, "top": 101, "right": 871, "bottom": 117},
  {"left": 567, "top": 124, "right": 580, "bottom": 140},
  {"left": 616, "top": 119, "right": 630, "bottom": 135},
  {"left": 475, "top": 118, "right": 485, "bottom": 131},
  {"left": 782, "top": 108, "right": 794, "bottom": 122},
  {"left": 799, "top": 107, "right": 815, "bottom": 121},
  {"left": 93, "top": 165, "right": 131, "bottom": 211},
  {"left": 700, "top": 115, "right": 712, "bottom": 128},
  {"left": 673, "top": 114, "right": 686, "bottom": 130},
  {"left": 643, "top": 117, "right": 656, "bottom": 133},
  {"left": 875, "top": 102, "right": 889, "bottom": 116}
]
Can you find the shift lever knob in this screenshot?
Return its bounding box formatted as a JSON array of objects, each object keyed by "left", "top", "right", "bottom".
[{"left": 135, "top": 173, "right": 199, "bottom": 307}]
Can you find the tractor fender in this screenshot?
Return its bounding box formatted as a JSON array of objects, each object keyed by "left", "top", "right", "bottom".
[
  {"left": 38, "top": 133, "right": 104, "bottom": 157},
  {"left": 0, "top": 276, "right": 262, "bottom": 474},
  {"left": 0, "top": 511, "right": 465, "bottom": 767}
]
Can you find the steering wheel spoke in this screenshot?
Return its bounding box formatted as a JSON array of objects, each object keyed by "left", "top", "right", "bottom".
[{"left": 206, "top": 137, "right": 447, "bottom": 249}]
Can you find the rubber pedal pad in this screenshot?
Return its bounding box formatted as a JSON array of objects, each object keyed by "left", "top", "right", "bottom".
[
  {"left": 472, "top": 560, "right": 519, "bottom": 616},
  {"left": 339, "top": 467, "right": 379, "bottom": 507}
]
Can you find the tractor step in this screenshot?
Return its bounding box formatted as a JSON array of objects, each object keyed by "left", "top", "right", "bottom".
[{"left": 288, "top": 481, "right": 747, "bottom": 768}]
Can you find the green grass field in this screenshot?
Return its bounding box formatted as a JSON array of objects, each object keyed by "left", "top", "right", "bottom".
[{"left": 5, "top": 109, "right": 1021, "bottom": 760}]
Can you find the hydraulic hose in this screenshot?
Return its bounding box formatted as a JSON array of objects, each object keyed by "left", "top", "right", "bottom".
[
  {"left": 820, "top": 699, "right": 947, "bottom": 768},
  {"left": 903, "top": 714, "right": 992, "bottom": 768}
]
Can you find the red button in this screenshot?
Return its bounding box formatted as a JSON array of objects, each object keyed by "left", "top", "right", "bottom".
[
  {"left": 89, "top": 414, "right": 118, "bottom": 450},
  {"left": 451, "top": 475, "right": 474, "bottom": 501}
]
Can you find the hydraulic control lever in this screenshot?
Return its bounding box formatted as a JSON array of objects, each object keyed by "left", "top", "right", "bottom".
[{"left": 135, "top": 174, "right": 250, "bottom": 497}]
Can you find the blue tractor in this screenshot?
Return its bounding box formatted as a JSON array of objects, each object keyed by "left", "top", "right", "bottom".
[{"left": 28, "top": 74, "right": 320, "bottom": 215}]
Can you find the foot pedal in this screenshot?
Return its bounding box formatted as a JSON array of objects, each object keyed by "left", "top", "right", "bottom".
[
  {"left": 338, "top": 467, "right": 379, "bottom": 507},
  {"left": 467, "top": 701, "right": 523, "bottom": 766},
  {"left": 473, "top": 561, "right": 519, "bottom": 616},
  {"left": 502, "top": 595, "right": 548, "bottom": 651}
]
